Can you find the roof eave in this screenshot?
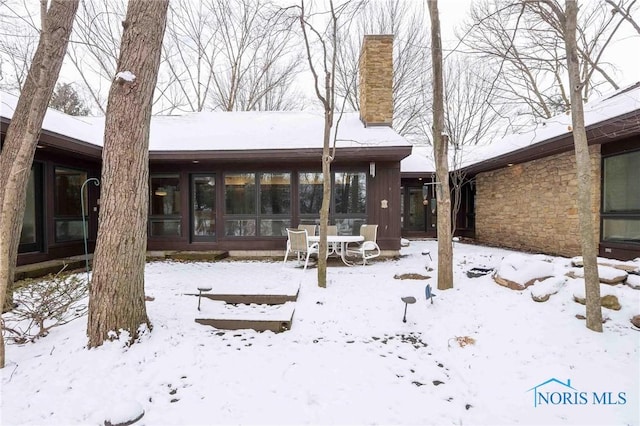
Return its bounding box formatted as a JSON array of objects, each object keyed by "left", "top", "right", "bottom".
[
  {"left": 149, "top": 146, "right": 412, "bottom": 163},
  {"left": 462, "top": 109, "right": 640, "bottom": 176}
]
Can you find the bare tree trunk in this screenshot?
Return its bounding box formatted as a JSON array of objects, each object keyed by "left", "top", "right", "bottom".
[
  {"left": 563, "top": 0, "right": 603, "bottom": 332},
  {"left": 0, "top": 0, "right": 79, "bottom": 369},
  {"left": 318, "top": 115, "right": 332, "bottom": 288},
  {"left": 298, "top": 0, "right": 343, "bottom": 288},
  {"left": 87, "top": 0, "right": 169, "bottom": 348},
  {"left": 428, "top": 0, "right": 453, "bottom": 291}
]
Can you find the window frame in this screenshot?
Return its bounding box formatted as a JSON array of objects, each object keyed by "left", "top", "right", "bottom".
[
  {"left": 223, "top": 171, "right": 292, "bottom": 238},
  {"left": 298, "top": 170, "right": 368, "bottom": 235},
  {"left": 53, "top": 166, "right": 89, "bottom": 243},
  {"left": 19, "top": 162, "right": 45, "bottom": 252},
  {"left": 601, "top": 148, "right": 640, "bottom": 245},
  {"left": 191, "top": 173, "right": 217, "bottom": 241},
  {"left": 149, "top": 173, "right": 183, "bottom": 238}
]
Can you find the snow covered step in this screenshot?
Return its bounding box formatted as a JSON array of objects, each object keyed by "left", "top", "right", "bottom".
[
  {"left": 190, "top": 281, "right": 299, "bottom": 305},
  {"left": 200, "top": 292, "right": 298, "bottom": 305},
  {"left": 195, "top": 301, "right": 296, "bottom": 333}
]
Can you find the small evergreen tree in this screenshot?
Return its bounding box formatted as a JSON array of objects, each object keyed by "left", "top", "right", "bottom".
[{"left": 49, "top": 83, "right": 90, "bottom": 115}]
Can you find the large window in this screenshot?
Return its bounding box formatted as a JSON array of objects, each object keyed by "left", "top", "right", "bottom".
[
  {"left": 19, "top": 164, "right": 43, "bottom": 252},
  {"left": 298, "top": 171, "right": 367, "bottom": 235},
  {"left": 224, "top": 172, "right": 291, "bottom": 237},
  {"left": 334, "top": 172, "right": 367, "bottom": 234},
  {"left": 299, "top": 172, "right": 324, "bottom": 215},
  {"left": 192, "top": 175, "right": 216, "bottom": 239},
  {"left": 602, "top": 150, "right": 640, "bottom": 243},
  {"left": 150, "top": 174, "right": 181, "bottom": 237},
  {"left": 21, "top": 168, "right": 38, "bottom": 245},
  {"left": 54, "top": 167, "right": 88, "bottom": 242}
]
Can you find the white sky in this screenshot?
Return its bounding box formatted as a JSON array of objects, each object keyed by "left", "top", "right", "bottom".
[{"left": 436, "top": 0, "right": 639, "bottom": 87}]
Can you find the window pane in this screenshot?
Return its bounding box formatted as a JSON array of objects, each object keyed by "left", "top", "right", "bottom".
[
  {"left": 604, "top": 151, "right": 640, "bottom": 212},
  {"left": 260, "top": 173, "right": 290, "bottom": 214},
  {"left": 335, "top": 172, "right": 366, "bottom": 214},
  {"left": 20, "top": 170, "right": 36, "bottom": 244},
  {"left": 299, "top": 172, "right": 323, "bottom": 214},
  {"left": 151, "top": 175, "right": 181, "bottom": 215},
  {"left": 55, "top": 220, "right": 86, "bottom": 242},
  {"left": 225, "top": 173, "right": 256, "bottom": 214},
  {"left": 193, "top": 175, "right": 216, "bottom": 237},
  {"left": 334, "top": 218, "right": 365, "bottom": 236},
  {"left": 55, "top": 167, "right": 87, "bottom": 216},
  {"left": 224, "top": 219, "right": 256, "bottom": 236},
  {"left": 150, "top": 220, "right": 181, "bottom": 237},
  {"left": 260, "top": 219, "right": 290, "bottom": 236},
  {"left": 602, "top": 218, "right": 640, "bottom": 243}
]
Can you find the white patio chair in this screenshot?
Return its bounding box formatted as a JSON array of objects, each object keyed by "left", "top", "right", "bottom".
[
  {"left": 297, "top": 224, "right": 317, "bottom": 236},
  {"left": 284, "top": 228, "right": 319, "bottom": 270},
  {"left": 346, "top": 224, "right": 381, "bottom": 265}
]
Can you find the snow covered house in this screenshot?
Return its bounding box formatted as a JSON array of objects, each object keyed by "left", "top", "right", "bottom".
[
  {"left": 400, "top": 82, "right": 640, "bottom": 261},
  {"left": 3, "top": 35, "right": 415, "bottom": 267}
]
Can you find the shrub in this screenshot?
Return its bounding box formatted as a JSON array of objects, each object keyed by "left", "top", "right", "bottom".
[{"left": 2, "top": 273, "right": 88, "bottom": 344}]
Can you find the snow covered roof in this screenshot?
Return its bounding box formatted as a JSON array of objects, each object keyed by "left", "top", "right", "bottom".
[
  {"left": 400, "top": 148, "right": 435, "bottom": 174},
  {"left": 461, "top": 82, "right": 640, "bottom": 169},
  {"left": 1, "top": 91, "right": 410, "bottom": 152},
  {"left": 4, "top": 82, "right": 637, "bottom": 167},
  {"left": 397, "top": 82, "right": 640, "bottom": 174},
  {"left": 1, "top": 91, "right": 99, "bottom": 145}
]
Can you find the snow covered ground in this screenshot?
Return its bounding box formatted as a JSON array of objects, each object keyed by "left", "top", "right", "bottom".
[{"left": 2, "top": 241, "right": 639, "bottom": 425}]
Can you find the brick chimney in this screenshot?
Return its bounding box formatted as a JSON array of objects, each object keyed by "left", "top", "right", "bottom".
[{"left": 359, "top": 34, "right": 393, "bottom": 127}]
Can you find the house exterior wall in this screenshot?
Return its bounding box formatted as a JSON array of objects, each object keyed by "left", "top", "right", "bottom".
[
  {"left": 475, "top": 145, "right": 601, "bottom": 258},
  {"left": 359, "top": 35, "right": 393, "bottom": 126},
  {"left": 399, "top": 177, "right": 475, "bottom": 239},
  {"left": 13, "top": 154, "right": 405, "bottom": 267},
  {"left": 145, "top": 160, "right": 403, "bottom": 253},
  {"left": 15, "top": 148, "right": 101, "bottom": 266},
  {"left": 368, "top": 161, "right": 402, "bottom": 250}
]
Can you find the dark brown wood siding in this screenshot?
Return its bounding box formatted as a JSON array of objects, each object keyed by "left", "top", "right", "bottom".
[{"left": 368, "top": 161, "right": 402, "bottom": 250}]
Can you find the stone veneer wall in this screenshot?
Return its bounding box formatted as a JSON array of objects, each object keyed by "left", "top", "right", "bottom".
[
  {"left": 475, "top": 145, "right": 601, "bottom": 258},
  {"left": 359, "top": 35, "right": 393, "bottom": 126}
]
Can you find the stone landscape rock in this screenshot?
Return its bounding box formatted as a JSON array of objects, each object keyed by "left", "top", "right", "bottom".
[
  {"left": 599, "top": 270, "right": 628, "bottom": 285},
  {"left": 626, "top": 274, "right": 640, "bottom": 290},
  {"left": 531, "top": 293, "right": 551, "bottom": 302},
  {"left": 494, "top": 275, "right": 529, "bottom": 290},
  {"left": 601, "top": 294, "right": 622, "bottom": 310},
  {"left": 529, "top": 276, "right": 566, "bottom": 302},
  {"left": 631, "top": 315, "right": 640, "bottom": 328},
  {"left": 573, "top": 294, "right": 621, "bottom": 311},
  {"left": 571, "top": 257, "right": 639, "bottom": 273},
  {"left": 494, "top": 254, "right": 554, "bottom": 291},
  {"left": 566, "top": 265, "right": 628, "bottom": 285}
]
